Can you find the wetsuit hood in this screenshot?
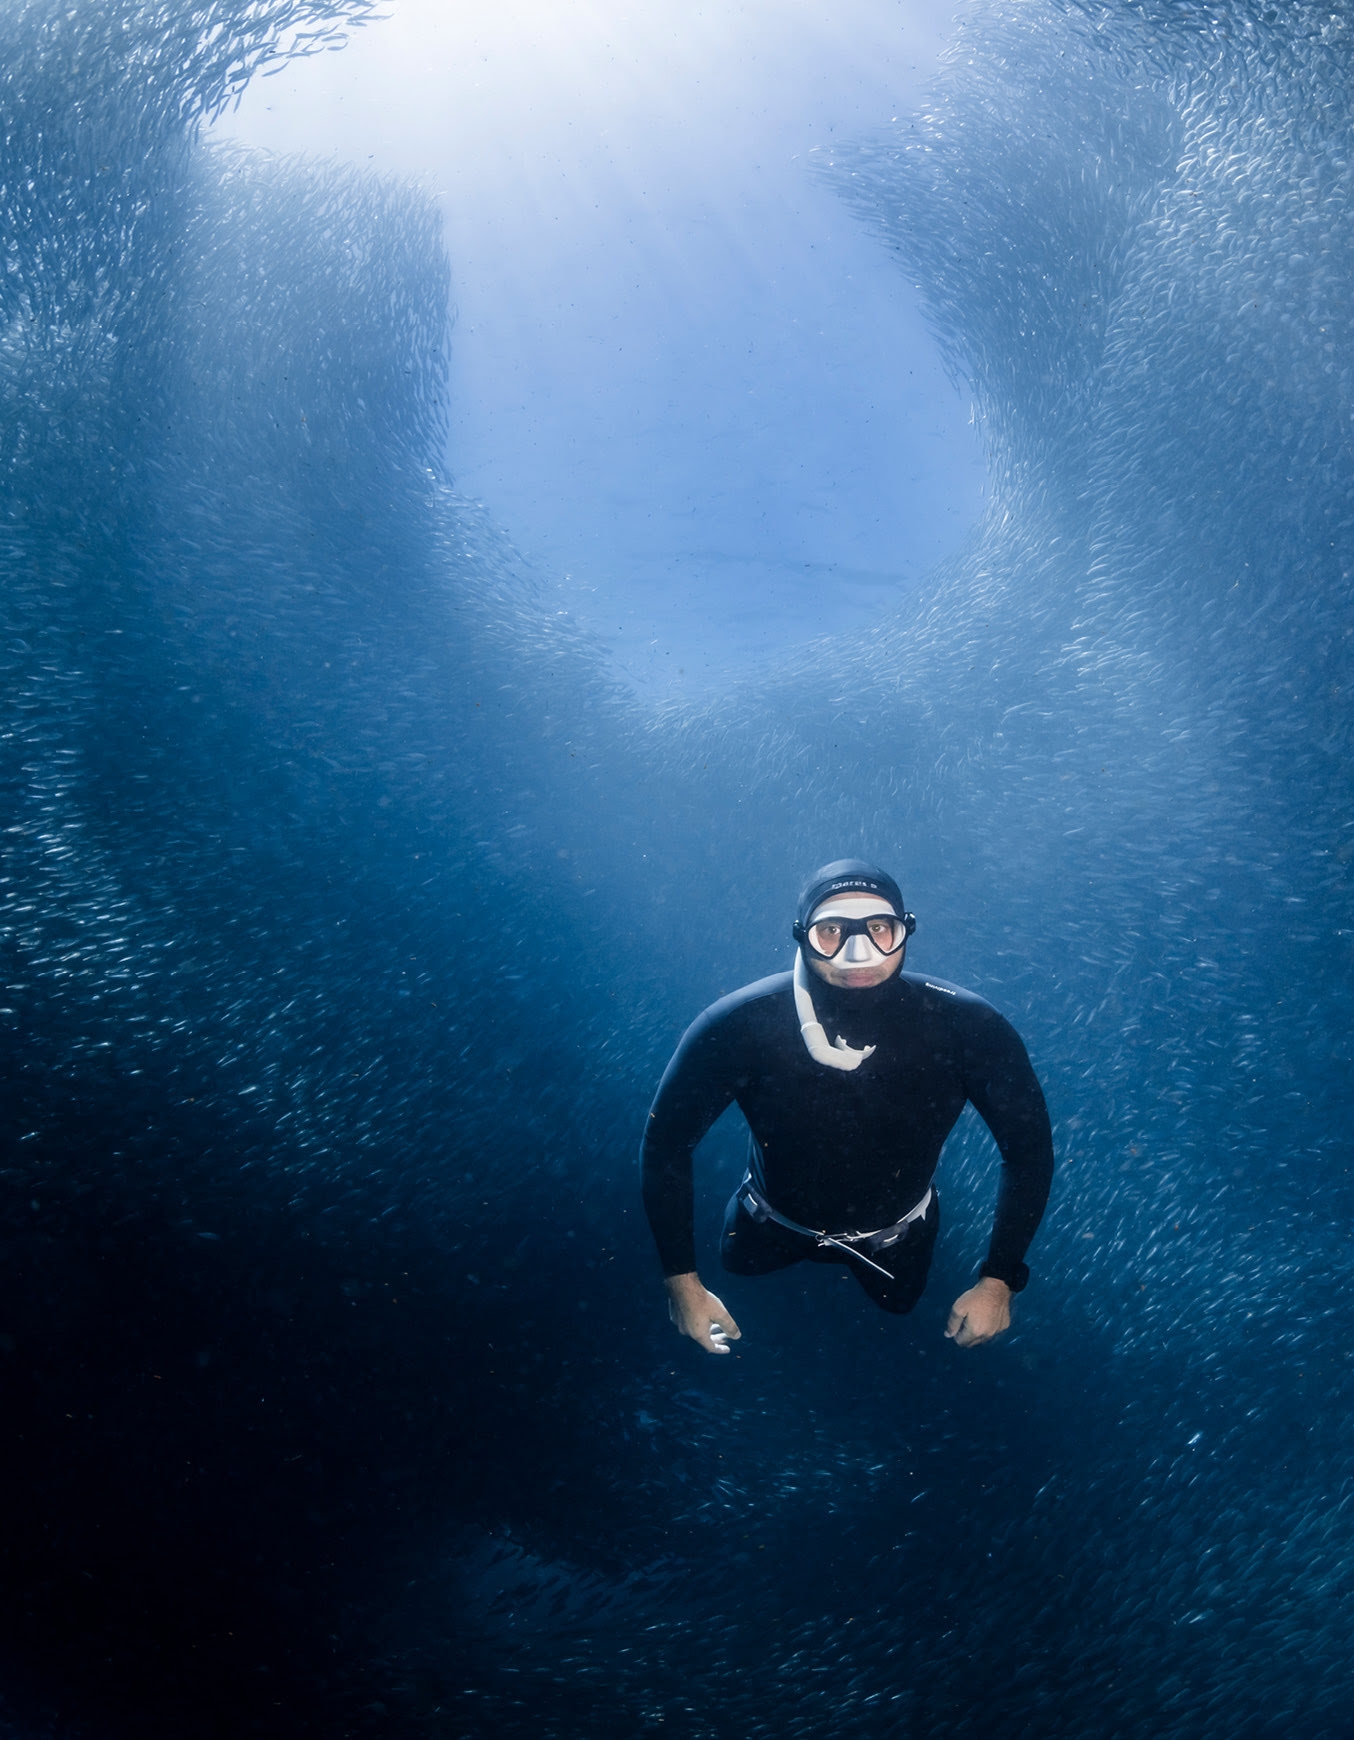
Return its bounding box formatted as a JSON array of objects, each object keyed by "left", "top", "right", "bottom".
[{"left": 796, "top": 859, "right": 905, "bottom": 932}]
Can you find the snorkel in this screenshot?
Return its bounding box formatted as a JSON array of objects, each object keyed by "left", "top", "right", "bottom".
[{"left": 793, "top": 947, "right": 877, "bottom": 1070}]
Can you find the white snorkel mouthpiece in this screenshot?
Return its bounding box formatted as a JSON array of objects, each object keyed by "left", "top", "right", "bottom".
[{"left": 793, "top": 949, "right": 876, "bottom": 1071}]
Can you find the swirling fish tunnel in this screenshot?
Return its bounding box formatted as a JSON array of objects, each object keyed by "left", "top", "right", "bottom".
[{"left": 1, "top": 2, "right": 1353, "bottom": 1737}]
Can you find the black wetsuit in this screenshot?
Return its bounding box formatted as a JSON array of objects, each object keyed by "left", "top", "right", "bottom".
[{"left": 641, "top": 968, "right": 1054, "bottom": 1313}]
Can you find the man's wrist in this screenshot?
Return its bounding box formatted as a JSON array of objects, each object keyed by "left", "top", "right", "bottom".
[{"left": 980, "top": 1260, "right": 1028, "bottom": 1294}]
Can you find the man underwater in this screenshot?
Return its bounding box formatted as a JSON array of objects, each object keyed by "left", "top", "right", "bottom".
[{"left": 641, "top": 860, "right": 1054, "bottom": 1353}]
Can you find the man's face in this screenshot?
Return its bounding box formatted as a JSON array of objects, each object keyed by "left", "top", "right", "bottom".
[{"left": 804, "top": 892, "right": 906, "bottom": 990}]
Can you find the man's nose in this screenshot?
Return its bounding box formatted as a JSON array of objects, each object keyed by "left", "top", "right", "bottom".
[{"left": 843, "top": 932, "right": 874, "bottom": 963}]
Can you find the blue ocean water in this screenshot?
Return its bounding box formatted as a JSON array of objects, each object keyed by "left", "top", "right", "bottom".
[{"left": 2, "top": 1, "right": 1353, "bottom": 1736}]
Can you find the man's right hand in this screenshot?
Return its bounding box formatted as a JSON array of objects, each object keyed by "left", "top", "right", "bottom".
[{"left": 664, "top": 1273, "right": 742, "bottom": 1355}]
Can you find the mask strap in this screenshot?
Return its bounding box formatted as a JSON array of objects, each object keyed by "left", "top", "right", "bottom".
[{"left": 793, "top": 950, "right": 876, "bottom": 1072}]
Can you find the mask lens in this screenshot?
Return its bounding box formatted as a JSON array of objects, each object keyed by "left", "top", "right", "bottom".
[
  {"left": 807, "top": 919, "right": 848, "bottom": 958},
  {"left": 865, "top": 916, "right": 903, "bottom": 954}
]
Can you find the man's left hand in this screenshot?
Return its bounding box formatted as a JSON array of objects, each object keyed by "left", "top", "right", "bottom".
[{"left": 945, "top": 1277, "right": 1012, "bottom": 1348}]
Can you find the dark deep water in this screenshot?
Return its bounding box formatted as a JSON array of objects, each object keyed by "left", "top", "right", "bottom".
[{"left": 3, "top": 0, "right": 1354, "bottom": 1734}]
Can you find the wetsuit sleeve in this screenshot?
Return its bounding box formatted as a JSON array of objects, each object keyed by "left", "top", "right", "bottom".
[
  {"left": 960, "top": 1004, "right": 1054, "bottom": 1292},
  {"left": 640, "top": 1008, "right": 740, "bottom": 1277}
]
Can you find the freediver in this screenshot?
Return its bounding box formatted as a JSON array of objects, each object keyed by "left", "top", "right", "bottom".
[{"left": 641, "top": 860, "right": 1054, "bottom": 1353}]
